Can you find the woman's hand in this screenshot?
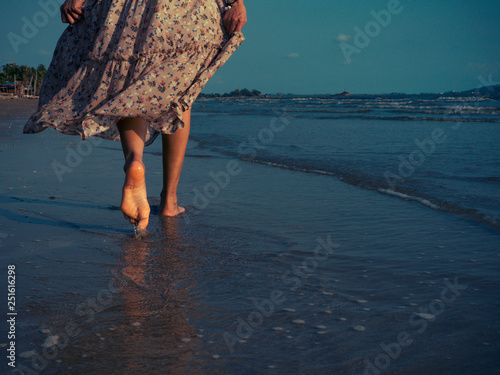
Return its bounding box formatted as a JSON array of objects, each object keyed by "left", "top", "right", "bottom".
[
  {"left": 223, "top": 0, "right": 247, "bottom": 35},
  {"left": 60, "top": 0, "right": 86, "bottom": 25}
]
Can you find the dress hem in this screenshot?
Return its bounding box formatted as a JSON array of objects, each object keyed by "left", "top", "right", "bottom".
[{"left": 23, "top": 31, "right": 245, "bottom": 146}]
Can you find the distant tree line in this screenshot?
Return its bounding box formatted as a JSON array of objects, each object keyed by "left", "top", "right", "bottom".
[
  {"left": 0, "top": 63, "right": 47, "bottom": 96},
  {"left": 199, "top": 88, "right": 262, "bottom": 98}
]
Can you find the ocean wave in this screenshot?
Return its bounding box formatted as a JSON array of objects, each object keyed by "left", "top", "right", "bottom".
[
  {"left": 377, "top": 189, "right": 439, "bottom": 209},
  {"left": 390, "top": 108, "right": 500, "bottom": 116},
  {"left": 437, "top": 96, "right": 490, "bottom": 102},
  {"left": 310, "top": 115, "right": 500, "bottom": 123},
  {"left": 361, "top": 115, "right": 500, "bottom": 123},
  {"left": 286, "top": 109, "right": 373, "bottom": 114},
  {"left": 232, "top": 157, "right": 500, "bottom": 230}
]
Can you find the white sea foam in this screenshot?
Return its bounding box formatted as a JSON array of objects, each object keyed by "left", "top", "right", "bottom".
[{"left": 378, "top": 189, "right": 439, "bottom": 209}]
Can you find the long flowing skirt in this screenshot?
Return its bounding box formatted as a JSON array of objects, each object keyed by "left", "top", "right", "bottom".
[{"left": 23, "top": 0, "right": 244, "bottom": 145}]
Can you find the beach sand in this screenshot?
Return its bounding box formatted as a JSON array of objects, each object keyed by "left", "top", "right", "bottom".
[{"left": 1, "top": 98, "right": 499, "bottom": 374}]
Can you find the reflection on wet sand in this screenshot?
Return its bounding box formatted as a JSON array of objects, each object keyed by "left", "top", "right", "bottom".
[
  {"left": 116, "top": 217, "right": 210, "bottom": 374},
  {"left": 47, "top": 217, "right": 220, "bottom": 374}
]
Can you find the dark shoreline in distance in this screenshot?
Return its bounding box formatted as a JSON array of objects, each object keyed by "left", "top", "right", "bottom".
[{"left": 199, "top": 84, "right": 500, "bottom": 99}]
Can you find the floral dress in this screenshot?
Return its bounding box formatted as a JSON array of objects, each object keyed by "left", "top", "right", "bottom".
[{"left": 23, "top": 0, "right": 244, "bottom": 145}]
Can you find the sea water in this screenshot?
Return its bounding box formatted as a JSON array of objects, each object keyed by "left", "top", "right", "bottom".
[{"left": 191, "top": 95, "right": 500, "bottom": 229}]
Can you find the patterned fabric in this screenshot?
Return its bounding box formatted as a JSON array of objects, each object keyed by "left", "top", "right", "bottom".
[{"left": 24, "top": 0, "right": 244, "bottom": 145}]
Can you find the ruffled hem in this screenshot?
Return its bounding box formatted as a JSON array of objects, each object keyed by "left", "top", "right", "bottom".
[{"left": 24, "top": 32, "right": 244, "bottom": 146}]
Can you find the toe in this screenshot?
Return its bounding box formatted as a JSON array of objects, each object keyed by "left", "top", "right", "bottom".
[{"left": 137, "top": 216, "right": 149, "bottom": 230}]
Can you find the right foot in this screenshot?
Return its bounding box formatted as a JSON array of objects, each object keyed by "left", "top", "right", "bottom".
[{"left": 121, "top": 160, "right": 150, "bottom": 231}]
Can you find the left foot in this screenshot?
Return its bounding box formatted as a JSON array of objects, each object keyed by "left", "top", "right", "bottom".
[{"left": 159, "top": 190, "right": 185, "bottom": 216}]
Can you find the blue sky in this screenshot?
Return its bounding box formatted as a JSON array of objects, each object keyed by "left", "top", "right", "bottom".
[{"left": 1, "top": 0, "right": 499, "bottom": 94}]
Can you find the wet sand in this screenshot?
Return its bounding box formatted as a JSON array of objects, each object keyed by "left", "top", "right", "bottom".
[{"left": 1, "top": 98, "right": 499, "bottom": 374}]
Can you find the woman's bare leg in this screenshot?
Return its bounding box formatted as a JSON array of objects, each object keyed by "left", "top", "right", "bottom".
[
  {"left": 117, "top": 117, "right": 150, "bottom": 230},
  {"left": 159, "top": 109, "right": 191, "bottom": 216}
]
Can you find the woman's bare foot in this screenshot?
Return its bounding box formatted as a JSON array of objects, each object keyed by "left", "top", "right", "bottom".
[
  {"left": 159, "top": 190, "right": 185, "bottom": 216},
  {"left": 121, "top": 160, "right": 150, "bottom": 230}
]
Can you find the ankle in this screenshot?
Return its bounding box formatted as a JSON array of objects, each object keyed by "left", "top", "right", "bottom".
[{"left": 161, "top": 189, "right": 177, "bottom": 198}]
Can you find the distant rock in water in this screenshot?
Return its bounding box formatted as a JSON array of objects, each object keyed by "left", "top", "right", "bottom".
[{"left": 333, "top": 90, "right": 350, "bottom": 97}]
